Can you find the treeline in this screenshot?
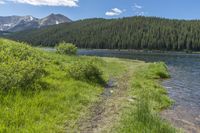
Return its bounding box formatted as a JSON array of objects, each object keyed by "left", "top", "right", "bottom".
[
  {"left": 7, "top": 16, "right": 200, "bottom": 51},
  {"left": 0, "top": 31, "right": 10, "bottom": 36}
]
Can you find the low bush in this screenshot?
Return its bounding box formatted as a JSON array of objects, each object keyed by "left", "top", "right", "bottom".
[
  {"left": 56, "top": 42, "right": 77, "bottom": 55},
  {"left": 147, "top": 62, "right": 170, "bottom": 79},
  {"left": 0, "top": 39, "right": 46, "bottom": 92},
  {"left": 67, "top": 60, "right": 105, "bottom": 85}
]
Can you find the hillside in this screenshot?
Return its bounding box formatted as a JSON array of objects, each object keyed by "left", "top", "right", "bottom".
[{"left": 7, "top": 16, "right": 200, "bottom": 51}]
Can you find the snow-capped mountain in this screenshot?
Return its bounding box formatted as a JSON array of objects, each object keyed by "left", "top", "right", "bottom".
[
  {"left": 39, "top": 14, "right": 71, "bottom": 27},
  {"left": 0, "top": 14, "right": 72, "bottom": 32}
]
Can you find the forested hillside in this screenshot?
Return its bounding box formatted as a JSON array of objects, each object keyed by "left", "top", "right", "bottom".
[{"left": 7, "top": 16, "right": 200, "bottom": 51}]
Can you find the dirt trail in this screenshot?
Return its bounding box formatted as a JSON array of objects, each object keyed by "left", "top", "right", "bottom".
[{"left": 77, "top": 72, "right": 132, "bottom": 133}]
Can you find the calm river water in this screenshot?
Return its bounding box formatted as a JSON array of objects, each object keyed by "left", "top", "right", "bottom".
[{"left": 78, "top": 49, "right": 200, "bottom": 132}]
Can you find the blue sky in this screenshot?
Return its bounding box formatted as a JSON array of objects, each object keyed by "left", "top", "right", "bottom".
[{"left": 0, "top": 0, "right": 200, "bottom": 20}]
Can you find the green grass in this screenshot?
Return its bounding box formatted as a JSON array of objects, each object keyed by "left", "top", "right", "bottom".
[
  {"left": 115, "top": 62, "right": 177, "bottom": 133},
  {"left": 0, "top": 39, "right": 177, "bottom": 132},
  {"left": 0, "top": 39, "right": 127, "bottom": 132}
]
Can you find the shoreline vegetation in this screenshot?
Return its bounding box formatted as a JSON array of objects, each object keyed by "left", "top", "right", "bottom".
[
  {"left": 78, "top": 49, "right": 200, "bottom": 55},
  {"left": 0, "top": 39, "right": 179, "bottom": 132},
  {"left": 40, "top": 46, "right": 200, "bottom": 55}
]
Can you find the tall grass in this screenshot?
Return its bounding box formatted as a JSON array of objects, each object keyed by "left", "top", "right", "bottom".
[
  {"left": 0, "top": 39, "right": 177, "bottom": 132},
  {"left": 115, "top": 62, "right": 177, "bottom": 133},
  {"left": 0, "top": 39, "right": 126, "bottom": 132}
]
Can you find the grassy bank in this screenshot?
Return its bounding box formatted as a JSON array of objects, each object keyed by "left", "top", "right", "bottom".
[
  {"left": 0, "top": 39, "right": 126, "bottom": 132},
  {"left": 0, "top": 39, "right": 176, "bottom": 132},
  {"left": 114, "top": 63, "right": 177, "bottom": 133}
]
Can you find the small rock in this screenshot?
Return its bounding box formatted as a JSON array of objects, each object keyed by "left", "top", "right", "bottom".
[
  {"left": 165, "top": 86, "right": 172, "bottom": 89},
  {"left": 128, "top": 98, "right": 134, "bottom": 102}
]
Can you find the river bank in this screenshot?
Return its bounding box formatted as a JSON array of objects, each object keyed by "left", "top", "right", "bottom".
[
  {"left": 0, "top": 39, "right": 177, "bottom": 132},
  {"left": 41, "top": 47, "right": 200, "bottom": 55},
  {"left": 78, "top": 49, "right": 200, "bottom": 133}
]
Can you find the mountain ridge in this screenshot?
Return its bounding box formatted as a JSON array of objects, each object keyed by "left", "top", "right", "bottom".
[{"left": 0, "top": 14, "right": 72, "bottom": 32}]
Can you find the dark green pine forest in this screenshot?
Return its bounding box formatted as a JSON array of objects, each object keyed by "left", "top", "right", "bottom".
[{"left": 7, "top": 16, "right": 200, "bottom": 51}]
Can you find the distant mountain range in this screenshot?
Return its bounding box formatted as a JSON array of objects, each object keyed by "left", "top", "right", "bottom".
[{"left": 0, "top": 14, "right": 72, "bottom": 32}]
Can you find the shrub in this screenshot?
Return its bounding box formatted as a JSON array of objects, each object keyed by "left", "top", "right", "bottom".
[
  {"left": 0, "top": 39, "right": 46, "bottom": 92},
  {"left": 147, "top": 62, "right": 170, "bottom": 79},
  {"left": 56, "top": 42, "right": 77, "bottom": 55},
  {"left": 67, "top": 60, "right": 105, "bottom": 85}
]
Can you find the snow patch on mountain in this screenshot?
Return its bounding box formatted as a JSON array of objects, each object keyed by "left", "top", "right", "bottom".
[{"left": 0, "top": 14, "right": 72, "bottom": 32}]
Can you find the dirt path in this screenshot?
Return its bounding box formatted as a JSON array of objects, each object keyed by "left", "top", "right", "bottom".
[{"left": 77, "top": 72, "right": 133, "bottom": 133}]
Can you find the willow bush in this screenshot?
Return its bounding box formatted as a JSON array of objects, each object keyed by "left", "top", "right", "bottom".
[
  {"left": 67, "top": 59, "right": 105, "bottom": 85},
  {"left": 56, "top": 42, "right": 77, "bottom": 55},
  {"left": 0, "top": 39, "right": 46, "bottom": 92}
]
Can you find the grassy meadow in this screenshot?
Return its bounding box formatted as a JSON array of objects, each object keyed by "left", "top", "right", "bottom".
[{"left": 0, "top": 39, "right": 177, "bottom": 132}]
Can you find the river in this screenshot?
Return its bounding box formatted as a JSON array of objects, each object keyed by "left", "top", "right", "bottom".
[{"left": 78, "top": 49, "right": 200, "bottom": 133}]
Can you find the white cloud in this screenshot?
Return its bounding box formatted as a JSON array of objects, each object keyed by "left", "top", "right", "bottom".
[
  {"left": 134, "top": 3, "right": 142, "bottom": 9},
  {"left": 135, "top": 11, "right": 145, "bottom": 16},
  {"left": 0, "top": 0, "right": 5, "bottom": 4},
  {"left": 112, "top": 8, "right": 122, "bottom": 14},
  {"left": 132, "top": 3, "right": 147, "bottom": 16},
  {"left": 7, "top": 0, "right": 79, "bottom": 7},
  {"left": 105, "top": 8, "right": 124, "bottom": 16}
]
